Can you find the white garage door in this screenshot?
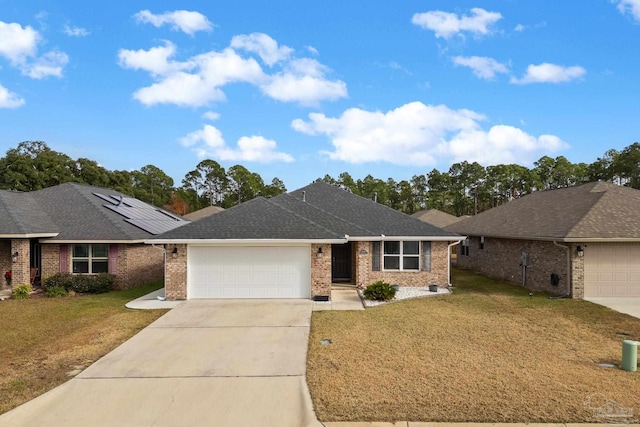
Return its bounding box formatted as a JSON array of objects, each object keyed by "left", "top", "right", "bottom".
[
  {"left": 188, "top": 246, "right": 311, "bottom": 299},
  {"left": 584, "top": 243, "right": 640, "bottom": 297}
]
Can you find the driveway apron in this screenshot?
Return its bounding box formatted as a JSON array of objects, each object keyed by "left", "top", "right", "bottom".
[{"left": 0, "top": 300, "right": 322, "bottom": 427}]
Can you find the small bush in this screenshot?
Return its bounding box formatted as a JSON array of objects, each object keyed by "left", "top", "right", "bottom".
[
  {"left": 363, "top": 281, "right": 396, "bottom": 301},
  {"left": 45, "top": 285, "right": 67, "bottom": 298},
  {"left": 43, "top": 273, "right": 115, "bottom": 294},
  {"left": 13, "top": 284, "right": 32, "bottom": 300}
]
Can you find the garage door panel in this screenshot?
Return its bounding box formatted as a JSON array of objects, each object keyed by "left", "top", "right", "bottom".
[
  {"left": 188, "top": 246, "right": 311, "bottom": 299},
  {"left": 584, "top": 243, "right": 640, "bottom": 298}
]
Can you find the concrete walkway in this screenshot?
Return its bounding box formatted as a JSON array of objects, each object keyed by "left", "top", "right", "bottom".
[
  {"left": 313, "top": 289, "right": 364, "bottom": 311},
  {"left": 0, "top": 300, "right": 322, "bottom": 427},
  {"left": 124, "top": 288, "right": 184, "bottom": 309},
  {"left": 585, "top": 297, "right": 640, "bottom": 319}
]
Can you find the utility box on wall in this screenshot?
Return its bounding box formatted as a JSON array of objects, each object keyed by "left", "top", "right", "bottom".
[{"left": 520, "top": 252, "right": 530, "bottom": 266}]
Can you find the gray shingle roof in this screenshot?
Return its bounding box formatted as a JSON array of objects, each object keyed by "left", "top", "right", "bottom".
[
  {"left": 411, "top": 209, "right": 465, "bottom": 228},
  {"left": 152, "top": 181, "right": 460, "bottom": 241},
  {"left": 446, "top": 182, "right": 640, "bottom": 241},
  {"left": 0, "top": 183, "right": 187, "bottom": 241},
  {"left": 183, "top": 205, "right": 224, "bottom": 221}
]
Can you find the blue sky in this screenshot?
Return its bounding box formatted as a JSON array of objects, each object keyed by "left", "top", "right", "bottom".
[{"left": 1, "top": 1, "right": 639, "bottom": 190}]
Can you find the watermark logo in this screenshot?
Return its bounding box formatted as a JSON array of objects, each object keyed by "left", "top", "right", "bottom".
[{"left": 584, "top": 393, "right": 636, "bottom": 423}]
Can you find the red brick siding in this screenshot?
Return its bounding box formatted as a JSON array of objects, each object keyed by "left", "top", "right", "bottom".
[
  {"left": 311, "top": 243, "right": 331, "bottom": 299},
  {"left": 165, "top": 244, "right": 187, "bottom": 300}
]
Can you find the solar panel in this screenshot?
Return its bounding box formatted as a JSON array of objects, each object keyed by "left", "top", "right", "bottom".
[{"left": 94, "top": 192, "right": 188, "bottom": 235}]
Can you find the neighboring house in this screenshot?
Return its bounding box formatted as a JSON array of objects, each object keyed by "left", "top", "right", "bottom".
[
  {"left": 183, "top": 205, "right": 224, "bottom": 221},
  {"left": 446, "top": 182, "right": 640, "bottom": 299},
  {"left": 411, "top": 209, "right": 465, "bottom": 228},
  {"left": 0, "top": 183, "right": 188, "bottom": 289},
  {"left": 149, "top": 182, "right": 463, "bottom": 301}
]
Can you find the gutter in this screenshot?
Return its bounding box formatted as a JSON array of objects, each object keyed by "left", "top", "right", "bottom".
[
  {"left": 552, "top": 241, "right": 572, "bottom": 297},
  {"left": 447, "top": 240, "right": 462, "bottom": 286},
  {"left": 145, "top": 238, "right": 347, "bottom": 245}
]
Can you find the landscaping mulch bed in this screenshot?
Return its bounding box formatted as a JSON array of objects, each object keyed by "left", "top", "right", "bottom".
[{"left": 307, "top": 268, "right": 640, "bottom": 423}]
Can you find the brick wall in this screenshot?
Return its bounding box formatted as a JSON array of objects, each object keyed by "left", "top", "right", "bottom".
[
  {"left": 311, "top": 243, "right": 331, "bottom": 299},
  {"left": 116, "top": 244, "right": 164, "bottom": 289},
  {"left": 355, "top": 241, "right": 450, "bottom": 288},
  {"left": 456, "top": 236, "right": 576, "bottom": 296},
  {"left": 41, "top": 244, "right": 60, "bottom": 280},
  {"left": 571, "top": 250, "right": 585, "bottom": 299},
  {"left": 165, "top": 244, "right": 187, "bottom": 300},
  {"left": 10, "top": 239, "right": 30, "bottom": 286}
]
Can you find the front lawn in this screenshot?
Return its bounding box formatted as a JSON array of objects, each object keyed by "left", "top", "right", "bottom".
[
  {"left": 0, "top": 281, "right": 168, "bottom": 415},
  {"left": 307, "top": 268, "right": 640, "bottom": 423}
]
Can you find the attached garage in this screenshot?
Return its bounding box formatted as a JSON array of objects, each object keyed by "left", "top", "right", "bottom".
[
  {"left": 188, "top": 246, "right": 311, "bottom": 299},
  {"left": 584, "top": 243, "right": 640, "bottom": 297}
]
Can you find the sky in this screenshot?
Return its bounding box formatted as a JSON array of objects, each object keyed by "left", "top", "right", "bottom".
[{"left": 1, "top": 1, "right": 639, "bottom": 191}]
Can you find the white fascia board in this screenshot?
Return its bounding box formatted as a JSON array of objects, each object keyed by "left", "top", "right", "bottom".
[
  {"left": 562, "top": 237, "right": 640, "bottom": 243},
  {"left": 41, "top": 239, "right": 147, "bottom": 244},
  {"left": 144, "top": 238, "right": 347, "bottom": 245},
  {"left": 0, "top": 233, "right": 59, "bottom": 239},
  {"left": 348, "top": 235, "right": 466, "bottom": 242}
]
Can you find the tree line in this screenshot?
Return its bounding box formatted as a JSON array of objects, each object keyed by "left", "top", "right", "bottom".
[{"left": 0, "top": 140, "right": 638, "bottom": 216}]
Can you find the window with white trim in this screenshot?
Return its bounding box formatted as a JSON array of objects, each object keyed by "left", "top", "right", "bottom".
[
  {"left": 383, "top": 241, "right": 420, "bottom": 271},
  {"left": 72, "top": 244, "right": 109, "bottom": 274},
  {"left": 461, "top": 238, "right": 470, "bottom": 256}
]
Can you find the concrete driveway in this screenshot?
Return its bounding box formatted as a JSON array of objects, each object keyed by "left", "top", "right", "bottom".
[
  {"left": 585, "top": 297, "right": 640, "bottom": 320},
  {"left": 0, "top": 300, "right": 322, "bottom": 427}
]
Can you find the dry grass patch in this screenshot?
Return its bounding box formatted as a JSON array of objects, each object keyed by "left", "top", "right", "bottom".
[
  {"left": 0, "top": 281, "right": 167, "bottom": 415},
  {"left": 307, "top": 268, "right": 640, "bottom": 423}
]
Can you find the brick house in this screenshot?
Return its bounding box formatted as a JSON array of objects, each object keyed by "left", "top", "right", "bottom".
[
  {"left": 149, "top": 181, "right": 464, "bottom": 301},
  {"left": 446, "top": 182, "right": 640, "bottom": 299},
  {"left": 0, "top": 183, "right": 188, "bottom": 290}
]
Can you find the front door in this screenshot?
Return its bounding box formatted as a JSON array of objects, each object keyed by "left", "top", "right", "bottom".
[{"left": 331, "top": 243, "right": 352, "bottom": 283}]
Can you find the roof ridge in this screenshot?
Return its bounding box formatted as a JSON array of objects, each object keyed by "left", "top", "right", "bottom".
[
  {"left": 564, "top": 186, "right": 611, "bottom": 238},
  {"left": 266, "top": 195, "right": 346, "bottom": 238},
  {"left": 0, "top": 191, "right": 24, "bottom": 233},
  {"left": 275, "top": 192, "right": 373, "bottom": 236}
]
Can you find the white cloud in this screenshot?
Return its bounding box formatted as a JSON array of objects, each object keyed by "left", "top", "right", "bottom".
[
  {"left": 118, "top": 41, "right": 192, "bottom": 76},
  {"left": 134, "top": 10, "right": 213, "bottom": 35},
  {"left": 230, "top": 33, "right": 293, "bottom": 66},
  {"left": 292, "top": 101, "right": 567, "bottom": 166},
  {"left": 63, "top": 25, "right": 89, "bottom": 37},
  {"left": 452, "top": 56, "right": 509, "bottom": 79},
  {"left": 202, "top": 111, "right": 220, "bottom": 121},
  {"left": 0, "top": 21, "right": 40, "bottom": 64},
  {"left": 510, "top": 63, "right": 586, "bottom": 84},
  {"left": 514, "top": 24, "right": 526, "bottom": 32},
  {"left": 412, "top": 8, "right": 502, "bottom": 39},
  {"left": 0, "top": 20, "right": 69, "bottom": 79},
  {"left": 306, "top": 45, "right": 319, "bottom": 55},
  {"left": 0, "top": 82, "right": 25, "bottom": 108},
  {"left": 614, "top": 0, "right": 640, "bottom": 21},
  {"left": 120, "top": 35, "right": 347, "bottom": 107},
  {"left": 180, "top": 124, "right": 294, "bottom": 162}
]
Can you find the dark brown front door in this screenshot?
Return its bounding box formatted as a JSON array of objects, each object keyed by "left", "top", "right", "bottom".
[{"left": 331, "top": 243, "right": 352, "bottom": 282}]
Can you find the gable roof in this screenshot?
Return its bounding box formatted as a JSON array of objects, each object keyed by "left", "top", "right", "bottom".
[
  {"left": 446, "top": 182, "right": 640, "bottom": 242},
  {"left": 183, "top": 205, "right": 224, "bottom": 221},
  {"left": 151, "top": 181, "right": 461, "bottom": 243},
  {"left": 0, "top": 183, "right": 187, "bottom": 241},
  {"left": 411, "top": 209, "right": 465, "bottom": 228}
]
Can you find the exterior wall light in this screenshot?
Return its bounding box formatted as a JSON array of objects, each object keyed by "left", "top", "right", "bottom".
[
  {"left": 576, "top": 245, "right": 584, "bottom": 257},
  {"left": 317, "top": 247, "right": 323, "bottom": 258},
  {"left": 171, "top": 247, "right": 178, "bottom": 259},
  {"left": 11, "top": 251, "right": 18, "bottom": 263}
]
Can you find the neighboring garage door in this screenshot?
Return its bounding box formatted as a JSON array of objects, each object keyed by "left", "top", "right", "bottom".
[
  {"left": 188, "top": 246, "right": 311, "bottom": 299},
  {"left": 584, "top": 243, "right": 640, "bottom": 297}
]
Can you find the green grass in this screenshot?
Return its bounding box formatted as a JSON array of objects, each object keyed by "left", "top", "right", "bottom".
[
  {"left": 307, "top": 268, "right": 640, "bottom": 423},
  {"left": 0, "top": 281, "right": 167, "bottom": 415}
]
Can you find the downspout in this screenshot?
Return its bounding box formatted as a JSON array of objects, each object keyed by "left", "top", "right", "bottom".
[
  {"left": 447, "top": 240, "right": 462, "bottom": 286},
  {"left": 151, "top": 244, "right": 167, "bottom": 300},
  {"left": 552, "top": 241, "right": 572, "bottom": 297}
]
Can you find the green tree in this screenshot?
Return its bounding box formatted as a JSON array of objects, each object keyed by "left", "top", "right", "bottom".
[{"left": 131, "top": 165, "right": 174, "bottom": 206}]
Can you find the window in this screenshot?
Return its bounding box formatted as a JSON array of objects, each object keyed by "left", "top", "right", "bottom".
[
  {"left": 422, "top": 241, "right": 431, "bottom": 271},
  {"left": 72, "top": 244, "right": 109, "bottom": 274},
  {"left": 461, "top": 238, "right": 470, "bottom": 256},
  {"left": 383, "top": 241, "right": 420, "bottom": 271},
  {"left": 372, "top": 241, "right": 381, "bottom": 271},
  {"left": 480, "top": 236, "right": 485, "bottom": 250}
]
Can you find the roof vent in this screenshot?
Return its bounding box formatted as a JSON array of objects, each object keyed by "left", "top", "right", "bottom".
[
  {"left": 302, "top": 191, "right": 306, "bottom": 202},
  {"left": 374, "top": 192, "right": 378, "bottom": 203}
]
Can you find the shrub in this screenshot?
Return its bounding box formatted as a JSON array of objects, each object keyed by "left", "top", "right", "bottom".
[
  {"left": 45, "top": 285, "right": 67, "bottom": 298},
  {"left": 13, "top": 284, "right": 32, "bottom": 300},
  {"left": 363, "top": 281, "right": 396, "bottom": 301},
  {"left": 43, "top": 273, "right": 115, "bottom": 294}
]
